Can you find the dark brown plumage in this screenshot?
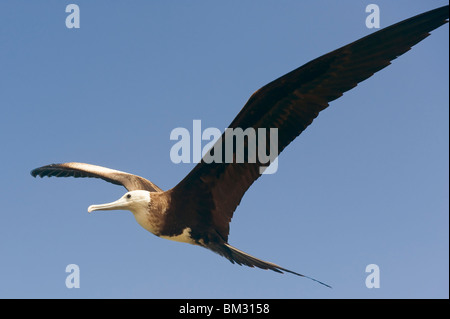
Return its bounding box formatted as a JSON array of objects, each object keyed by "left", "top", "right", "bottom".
[{"left": 31, "top": 6, "right": 448, "bottom": 288}]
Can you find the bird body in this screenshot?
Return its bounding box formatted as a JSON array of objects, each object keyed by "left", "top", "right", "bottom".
[{"left": 31, "top": 6, "right": 449, "bottom": 288}]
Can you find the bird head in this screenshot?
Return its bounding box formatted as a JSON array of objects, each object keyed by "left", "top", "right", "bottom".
[{"left": 88, "top": 190, "right": 151, "bottom": 214}]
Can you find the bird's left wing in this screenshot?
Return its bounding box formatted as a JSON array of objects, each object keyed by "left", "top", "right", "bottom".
[
  {"left": 31, "top": 162, "right": 163, "bottom": 192},
  {"left": 171, "top": 5, "right": 449, "bottom": 241}
]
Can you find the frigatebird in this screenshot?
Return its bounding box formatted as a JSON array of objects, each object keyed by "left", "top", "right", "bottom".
[{"left": 31, "top": 6, "right": 448, "bottom": 288}]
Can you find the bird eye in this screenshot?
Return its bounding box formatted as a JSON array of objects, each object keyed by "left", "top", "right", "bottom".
[{"left": 126, "top": 194, "right": 131, "bottom": 199}]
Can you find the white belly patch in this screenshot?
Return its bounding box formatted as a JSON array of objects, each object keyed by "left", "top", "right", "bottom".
[{"left": 160, "top": 227, "right": 196, "bottom": 245}]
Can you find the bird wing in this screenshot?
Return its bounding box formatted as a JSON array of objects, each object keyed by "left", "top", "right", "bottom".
[
  {"left": 31, "top": 162, "right": 163, "bottom": 192},
  {"left": 171, "top": 6, "right": 449, "bottom": 241}
]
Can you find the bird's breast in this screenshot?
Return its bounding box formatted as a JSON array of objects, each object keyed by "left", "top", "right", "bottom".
[{"left": 132, "top": 206, "right": 163, "bottom": 236}]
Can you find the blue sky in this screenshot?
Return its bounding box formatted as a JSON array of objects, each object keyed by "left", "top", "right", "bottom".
[{"left": 0, "top": 1, "right": 448, "bottom": 299}]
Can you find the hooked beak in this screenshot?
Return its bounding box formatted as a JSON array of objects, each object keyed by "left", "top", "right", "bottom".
[{"left": 88, "top": 197, "right": 128, "bottom": 213}]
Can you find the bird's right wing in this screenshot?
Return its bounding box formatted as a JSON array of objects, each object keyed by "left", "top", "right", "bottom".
[{"left": 31, "top": 162, "right": 163, "bottom": 192}]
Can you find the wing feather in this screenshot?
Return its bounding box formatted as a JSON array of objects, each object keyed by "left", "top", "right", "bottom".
[
  {"left": 31, "top": 162, "right": 163, "bottom": 192},
  {"left": 171, "top": 6, "right": 449, "bottom": 241}
]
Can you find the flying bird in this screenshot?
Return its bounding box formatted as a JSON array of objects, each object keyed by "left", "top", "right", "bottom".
[{"left": 31, "top": 6, "right": 448, "bottom": 288}]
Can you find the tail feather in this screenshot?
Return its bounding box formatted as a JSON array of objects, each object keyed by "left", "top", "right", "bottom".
[{"left": 211, "top": 243, "right": 331, "bottom": 288}]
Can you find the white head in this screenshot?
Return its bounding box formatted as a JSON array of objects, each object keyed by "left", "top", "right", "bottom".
[{"left": 88, "top": 190, "right": 151, "bottom": 214}]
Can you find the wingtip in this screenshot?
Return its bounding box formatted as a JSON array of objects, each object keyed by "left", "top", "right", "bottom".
[
  {"left": 30, "top": 165, "right": 47, "bottom": 178},
  {"left": 30, "top": 164, "right": 59, "bottom": 178},
  {"left": 30, "top": 168, "right": 39, "bottom": 177}
]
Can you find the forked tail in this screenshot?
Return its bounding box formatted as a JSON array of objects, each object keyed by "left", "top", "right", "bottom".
[{"left": 214, "top": 243, "right": 331, "bottom": 288}]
